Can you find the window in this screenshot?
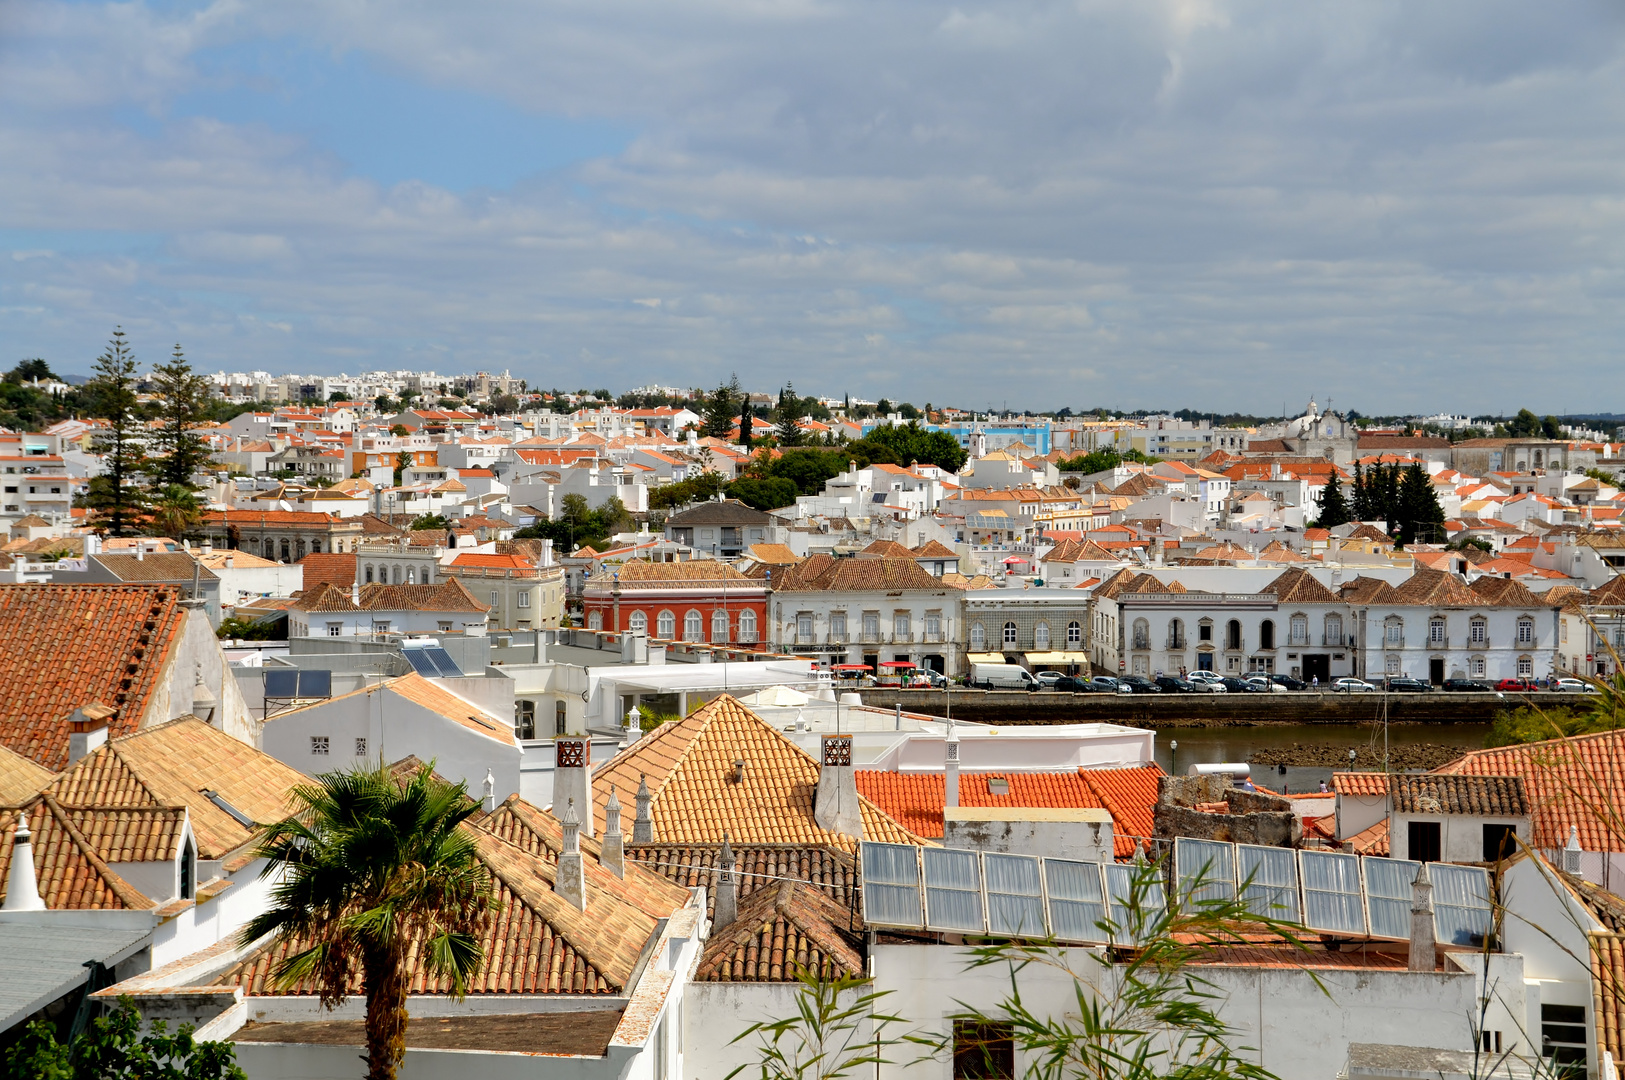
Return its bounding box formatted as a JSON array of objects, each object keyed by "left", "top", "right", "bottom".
[
  {"left": 1131, "top": 619, "right": 1149, "bottom": 650},
  {"left": 1385, "top": 653, "right": 1401, "bottom": 675},
  {"left": 797, "top": 613, "right": 814, "bottom": 642},
  {"left": 863, "top": 613, "right": 881, "bottom": 641},
  {"left": 1517, "top": 618, "right": 1535, "bottom": 645},
  {"left": 311, "top": 736, "right": 330, "bottom": 756},
  {"left": 894, "top": 612, "right": 911, "bottom": 640},
  {"left": 180, "top": 838, "right": 196, "bottom": 901},
  {"left": 926, "top": 612, "right": 943, "bottom": 641},
  {"left": 1429, "top": 617, "right": 1446, "bottom": 645},
  {"left": 1325, "top": 613, "right": 1342, "bottom": 645},
  {"left": 1003, "top": 621, "right": 1018, "bottom": 646},
  {"left": 738, "top": 609, "right": 758, "bottom": 643},
  {"left": 1199, "top": 620, "right": 1213, "bottom": 642},
  {"left": 1518, "top": 657, "right": 1533, "bottom": 677},
  {"left": 438, "top": 621, "right": 454, "bottom": 633},
  {"left": 830, "top": 613, "right": 847, "bottom": 642},
  {"left": 326, "top": 622, "right": 342, "bottom": 637},
  {"left": 1483, "top": 823, "right": 1516, "bottom": 862},
  {"left": 364, "top": 564, "right": 375, "bottom": 583},
  {"left": 953, "top": 1020, "right": 1014, "bottom": 1079},
  {"left": 1542, "top": 1004, "right": 1588, "bottom": 1072},
  {"left": 628, "top": 610, "right": 648, "bottom": 633},
  {"left": 1472, "top": 655, "right": 1486, "bottom": 677},
  {"left": 1067, "top": 621, "right": 1082, "bottom": 645},
  {"left": 587, "top": 610, "right": 604, "bottom": 631},
  {"left": 555, "top": 702, "right": 568, "bottom": 735},
  {"left": 1226, "top": 620, "right": 1242, "bottom": 650},
  {"left": 971, "top": 623, "right": 986, "bottom": 650},
  {"left": 1385, "top": 617, "right": 1403, "bottom": 645},
  {"left": 1408, "top": 820, "right": 1441, "bottom": 863},
  {"left": 516, "top": 700, "right": 536, "bottom": 740},
  {"left": 657, "top": 610, "right": 676, "bottom": 638},
  {"left": 518, "top": 591, "right": 530, "bottom": 608},
  {"left": 712, "top": 609, "right": 731, "bottom": 642},
  {"left": 372, "top": 620, "right": 391, "bottom": 635},
  {"left": 355, "top": 737, "right": 368, "bottom": 757},
  {"left": 683, "top": 610, "right": 703, "bottom": 641},
  {"left": 1470, "top": 618, "right": 1487, "bottom": 644},
  {"left": 1289, "top": 615, "right": 1307, "bottom": 646},
  {"left": 1259, "top": 620, "right": 1275, "bottom": 651},
  {"left": 1034, "top": 622, "right": 1050, "bottom": 649}
]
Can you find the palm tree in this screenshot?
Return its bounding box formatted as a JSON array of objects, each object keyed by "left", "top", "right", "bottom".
[
  {"left": 241, "top": 763, "right": 495, "bottom": 1080},
  {"left": 148, "top": 483, "right": 201, "bottom": 539}
]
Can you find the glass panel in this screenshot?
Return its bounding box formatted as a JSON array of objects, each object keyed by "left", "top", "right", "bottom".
[
  {"left": 1236, "top": 845, "right": 1299, "bottom": 923},
  {"left": 1431, "top": 863, "right": 1493, "bottom": 946},
  {"left": 297, "top": 669, "right": 332, "bottom": 697},
  {"left": 923, "top": 847, "right": 985, "bottom": 933},
  {"left": 985, "top": 853, "right": 1046, "bottom": 937},
  {"left": 860, "top": 842, "right": 922, "bottom": 928},
  {"left": 1105, "top": 861, "right": 1164, "bottom": 945},
  {"left": 1176, "top": 837, "right": 1236, "bottom": 909},
  {"left": 263, "top": 669, "right": 298, "bottom": 697},
  {"left": 1045, "top": 859, "right": 1108, "bottom": 943},
  {"left": 1363, "top": 857, "right": 1422, "bottom": 941},
  {"left": 1299, "top": 850, "right": 1366, "bottom": 935}
]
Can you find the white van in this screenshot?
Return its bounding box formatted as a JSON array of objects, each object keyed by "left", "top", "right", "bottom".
[{"left": 969, "top": 663, "right": 1040, "bottom": 691}]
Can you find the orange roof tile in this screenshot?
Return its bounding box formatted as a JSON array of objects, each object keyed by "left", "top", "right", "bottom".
[
  {"left": 697, "top": 878, "right": 864, "bottom": 983},
  {"left": 0, "top": 797, "right": 155, "bottom": 910},
  {"left": 0, "top": 742, "right": 56, "bottom": 804},
  {"left": 1434, "top": 730, "right": 1625, "bottom": 850},
  {"left": 1331, "top": 772, "right": 1389, "bottom": 797}
]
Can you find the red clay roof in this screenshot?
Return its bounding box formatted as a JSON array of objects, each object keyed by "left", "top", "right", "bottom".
[
  {"left": 1331, "top": 772, "right": 1389, "bottom": 797},
  {"left": 297, "top": 552, "right": 356, "bottom": 589},
  {"left": 1435, "top": 730, "right": 1625, "bottom": 850}
]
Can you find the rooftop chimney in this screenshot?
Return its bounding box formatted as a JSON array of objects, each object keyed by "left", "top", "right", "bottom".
[
  {"left": 601, "top": 787, "right": 625, "bottom": 878},
  {"left": 3, "top": 812, "right": 45, "bottom": 912},
  {"left": 944, "top": 717, "right": 960, "bottom": 809},
  {"left": 814, "top": 734, "right": 863, "bottom": 839},
  {"left": 554, "top": 799, "right": 587, "bottom": 911},
  {"left": 1564, "top": 825, "right": 1583, "bottom": 875},
  {"left": 732, "top": 757, "right": 746, "bottom": 784},
  {"left": 632, "top": 774, "right": 654, "bottom": 843},
  {"left": 713, "top": 834, "right": 738, "bottom": 929},
  {"left": 67, "top": 703, "right": 114, "bottom": 765},
  {"left": 350, "top": 580, "right": 360, "bottom": 606},
  {"left": 482, "top": 769, "right": 496, "bottom": 814},
  {"left": 1408, "top": 862, "right": 1435, "bottom": 972},
  {"left": 554, "top": 738, "right": 594, "bottom": 837}
]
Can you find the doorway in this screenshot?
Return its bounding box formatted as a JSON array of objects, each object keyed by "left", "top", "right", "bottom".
[
  {"left": 1302, "top": 654, "right": 1330, "bottom": 683},
  {"left": 1197, "top": 652, "right": 1214, "bottom": 672},
  {"left": 1429, "top": 658, "right": 1445, "bottom": 685}
]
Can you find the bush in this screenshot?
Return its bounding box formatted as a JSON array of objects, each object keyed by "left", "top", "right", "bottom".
[{"left": 3, "top": 996, "right": 246, "bottom": 1080}]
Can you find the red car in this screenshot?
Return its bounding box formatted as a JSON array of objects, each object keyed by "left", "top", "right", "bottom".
[{"left": 1495, "top": 678, "right": 1535, "bottom": 692}]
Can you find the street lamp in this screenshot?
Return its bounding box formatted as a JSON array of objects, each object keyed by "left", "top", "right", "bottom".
[{"left": 1169, "top": 739, "right": 1178, "bottom": 775}]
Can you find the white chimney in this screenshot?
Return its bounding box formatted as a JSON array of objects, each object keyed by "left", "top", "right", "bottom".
[
  {"left": 813, "top": 735, "right": 863, "bottom": 839},
  {"left": 1564, "top": 825, "right": 1583, "bottom": 875},
  {"left": 554, "top": 799, "right": 587, "bottom": 911},
  {"left": 482, "top": 769, "right": 496, "bottom": 814},
  {"left": 67, "top": 704, "right": 113, "bottom": 765},
  {"left": 712, "top": 835, "right": 738, "bottom": 929},
  {"left": 3, "top": 812, "right": 45, "bottom": 912},
  {"left": 601, "top": 787, "right": 625, "bottom": 878},
  {"left": 1409, "top": 862, "right": 1435, "bottom": 972},
  {"left": 554, "top": 738, "right": 594, "bottom": 837},
  {"left": 350, "top": 580, "right": 360, "bottom": 606},
  {"left": 632, "top": 774, "right": 654, "bottom": 843},
  {"left": 944, "top": 717, "right": 960, "bottom": 809}
]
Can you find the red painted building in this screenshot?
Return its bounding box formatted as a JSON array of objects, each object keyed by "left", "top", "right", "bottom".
[{"left": 579, "top": 559, "right": 768, "bottom": 649}]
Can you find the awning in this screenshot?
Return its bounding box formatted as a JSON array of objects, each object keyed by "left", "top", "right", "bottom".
[
  {"left": 832, "top": 663, "right": 872, "bottom": 671},
  {"left": 967, "top": 652, "right": 1005, "bottom": 664},
  {"left": 1026, "top": 651, "right": 1090, "bottom": 664},
  {"left": 878, "top": 661, "right": 916, "bottom": 669},
  {"left": 1001, "top": 555, "right": 1030, "bottom": 564}
]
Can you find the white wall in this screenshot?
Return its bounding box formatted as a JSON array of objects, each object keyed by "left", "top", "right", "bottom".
[{"left": 1389, "top": 813, "right": 1530, "bottom": 864}]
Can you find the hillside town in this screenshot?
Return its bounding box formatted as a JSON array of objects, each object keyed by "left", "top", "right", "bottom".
[{"left": 3, "top": 350, "right": 1625, "bottom": 1080}]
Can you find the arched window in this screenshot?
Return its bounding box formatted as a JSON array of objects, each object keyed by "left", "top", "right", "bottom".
[
  {"left": 1131, "top": 618, "right": 1149, "bottom": 650},
  {"left": 712, "top": 609, "right": 730, "bottom": 642},
  {"left": 1517, "top": 617, "right": 1535, "bottom": 645},
  {"left": 364, "top": 564, "right": 374, "bottom": 584},
  {"left": 684, "top": 610, "right": 704, "bottom": 641},
  {"left": 1003, "top": 621, "right": 1018, "bottom": 646},
  {"left": 1325, "top": 614, "right": 1343, "bottom": 646},
  {"left": 1289, "top": 614, "right": 1307, "bottom": 646},
  {"left": 657, "top": 610, "right": 676, "bottom": 638},
  {"left": 422, "top": 565, "right": 433, "bottom": 584},
  {"left": 1259, "top": 620, "right": 1275, "bottom": 651},
  {"left": 738, "top": 609, "right": 758, "bottom": 644},
  {"left": 280, "top": 539, "right": 291, "bottom": 562},
  {"left": 1429, "top": 616, "right": 1446, "bottom": 645},
  {"left": 1168, "top": 619, "right": 1185, "bottom": 649},
  {"left": 971, "top": 622, "right": 986, "bottom": 650},
  {"left": 392, "top": 565, "right": 402, "bottom": 585},
  {"left": 310, "top": 540, "right": 321, "bottom": 554},
  {"left": 628, "top": 610, "right": 648, "bottom": 634},
  {"left": 180, "top": 837, "right": 196, "bottom": 901},
  {"left": 1034, "top": 622, "right": 1050, "bottom": 649},
  {"left": 1066, "top": 621, "right": 1082, "bottom": 645},
  {"left": 587, "top": 610, "right": 603, "bottom": 631},
  {"left": 1226, "top": 620, "right": 1242, "bottom": 650}
]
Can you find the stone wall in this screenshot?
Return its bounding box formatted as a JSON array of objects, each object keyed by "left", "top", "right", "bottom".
[{"left": 1152, "top": 774, "right": 1301, "bottom": 847}]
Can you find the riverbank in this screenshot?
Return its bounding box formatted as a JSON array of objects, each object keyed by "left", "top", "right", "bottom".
[{"left": 1247, "top": 741, "right": 1476, "bottom": 771}]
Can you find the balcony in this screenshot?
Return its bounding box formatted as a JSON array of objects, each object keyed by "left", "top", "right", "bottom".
[
  {"left": 1131, "top": 637, "right": 1151, "bottom": 651},
  {"left": 924, "top": 631, "right": 946, "bottom": 644},
  {"left": 828, "top": 632, "right": 850, "bottom": 645},
  {"left": 859, "top": 631, "right": 884, "bottom": 645},
  {"left": 1322, "top": 633, "right": 1345, "bottom": 647}
]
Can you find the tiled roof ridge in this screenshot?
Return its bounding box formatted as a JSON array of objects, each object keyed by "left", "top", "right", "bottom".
[{"left": 37, "top": 793, "right": 157, "bottom": 909}]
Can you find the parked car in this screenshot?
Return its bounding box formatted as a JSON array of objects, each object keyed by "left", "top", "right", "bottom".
[
  {"left": 1034, "top": 671, "right": 1065, "bottom": 688},
  {"left": 1552, "top": 677, "right": 1598, "bottom": 693},
  {"left": 969, "top": 663, "right": 1040, "bottom": 691},
  {"left": 1185, "top": 671, "right": 1228, "bottom": 693},
  {"left": 1382, "top": 677, "right": 1432, "bottom": 693},
  {"left": 1118, "top": 675, "right": 1162, "bottom": 694},
  {"left": 1270, "top": 674, "right": 1308, "bottom": 691},
  {"left": 1244, "top": 676, "right": 1289, "bottom": 693},
  {"left": 1052, "top": 676, "right": 1097, "bottom": 693},
  {"left": 1221, "top": 676, "right": 1267, "bottom": 693},
  {"left": 1155, "top": 675, "right": 1196, "bottom": 693},
  {"left": 1442, "top": 678, "right": 1493, "bottom": 692},
  {"left": 1331, "top": 677, "right": 1377, "bottom": 693},
  {"left": 1090, "top": 675, "right": 1129, "bottom": 693},
  {"left": 1495, "top": 678, "right": 1536, "bottom": 692}
]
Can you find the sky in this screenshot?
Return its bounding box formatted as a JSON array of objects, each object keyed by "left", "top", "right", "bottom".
[{"left": 2, "top": 0, "right": 1624, "bottom": 415}]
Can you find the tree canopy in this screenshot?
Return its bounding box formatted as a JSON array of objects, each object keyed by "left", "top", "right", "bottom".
[{"left": 847, "top": 422, "right": 968, "bottom": 472}]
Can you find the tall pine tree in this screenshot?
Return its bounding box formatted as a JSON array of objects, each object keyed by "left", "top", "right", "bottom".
[
  {"left": 738, "top": 396, "right": 753, "bottom": 449},
  {"left": 702, "top": 374, "right": 741, "bottom": 438},
  {"left": 1350, "top": 462, "right": 1367, "bottom": 521},
  {"left": 1316, "top": 472, "right": 1352, "bottom": 528},
  {"left": 149, "top": 343, "right": 211, "bottom": 494},
  {"left": 1395, "top": 461, "right": 1445, "bottom": 548},
  {"left": 775, "top": 382, "right": 803, "bottom": 446},
  {"left": 85, "top": 327, "right": 149, "bottom": 536}
]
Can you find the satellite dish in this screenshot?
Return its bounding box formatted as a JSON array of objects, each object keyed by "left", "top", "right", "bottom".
[{"left": 278, "top": 500, "right": 292, "bottom": 512}]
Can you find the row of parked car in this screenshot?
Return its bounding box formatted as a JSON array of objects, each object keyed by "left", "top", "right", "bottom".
[{"left": 1021, "top": 671, "right": 1599, "bottom": 694}]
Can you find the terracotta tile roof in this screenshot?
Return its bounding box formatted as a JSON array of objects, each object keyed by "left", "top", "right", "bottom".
[
  {"left": 597, "top": 560, "right": 755, "bottom": 589},
  {"left": 63, "top": 805, "right": 187, "bottom": 863},
  {"left": 0, "top": 742, "right": 56, "bottom": 804},
  {"left": 852, "top": 766, "right": 1162, "bottom": 857},
  {"left": 746, "top": 543, "right": 800, "bottom": 565},
  {"left": 912, "top": 540, "right": 958, "bottom": 558},
  {"left": 219, "top": 826, "right": 663, "bottom": 996},
  {"left": 1468, "top": 575, "right": 1548, "bottom": 608},
  {"left": 289, "top": 581, "right": 358, "bottom": 612},
  {"left": 1346, "top": 524, "right": 1394, "bottom": 543},
  {"left": 1257, "top": 540, "right": 1308, "bottom": 564},
  {"left": 1391, "top": 774, "right": 1527, "bottom": 816},
  {"left": 629, "top": 843, "right": 858, "bottom": 919},
  {"left": 590, "top": 696, "right": 925, "bottom": 851},
  {"left": 1331, "top": 772, "right": 1389, "bottom": 797},
  {"left": 1338, "top": 576, "right": 1403, "bottom": 605},
  {"left": 859, "top": 540, "right": 915, "bottom": 558},
  {"left": 1594, "top": 932, "right": 1625, "bottom": 1062},
  {"left": 1434, "top": 731, "right": 1625, "bottom": 850},
  {"left": 0, "top": 797, "right": 155, "bottom": 909},
  {"left": 1393, "top": 568, "right": 1483, "bottom": 607},
  {"left": 297, "top": 552, "right": 356, "bottom": 588},
  {"left": 271, "top": 674, "right": 516, "bottom": 747},
  {"left": 1263, "top": 567, "right": 1338, "bottom": 604},
  {"left": 92, "top": 553, "right": 218, "bottom": 583},
  {"left": 1345, "top": 818, "right": 1390, "bottom": 855},
  {"left": 204, "top": 510, "right": 352, "bottom": 527},
  {"left": 359, "top": 578, "right": 488, "bottom": 613},
  {"left": 195, "top": 550, "right": 280, "bottom": 570},
  {"left": 448, "top": 553, "right": 534, "bottom": 571},
  {"left": 0, "top": 585, "right": 188, "bottom": 770},
  {"left": 475, "top": 795, "right": 687, "bottom": 919},
  {"left": 774, "top": 554, "right": 956, "bottom": 593},
  {"left": 697, "top": 878, "right": 864, "bottom": 983},
  {"left": 47, "top": 716, "right": 308, "bottom": 860}
]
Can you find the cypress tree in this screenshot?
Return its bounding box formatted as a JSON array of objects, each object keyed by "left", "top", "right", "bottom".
[
  {"left": 1317, "top": 472, "right": 1352, "bottom": 528},
  {"left": 739, "top": 396, "right": 752, "bottom": 449},
  {"left": 85, "top": 327, "right": 149, "bottom": 537},
  {"left": 1350, "top": 462, "right": 1366, "bottom": 521},
  {"left": 775, "top": 382, "right": 803, "bottom": 447}
]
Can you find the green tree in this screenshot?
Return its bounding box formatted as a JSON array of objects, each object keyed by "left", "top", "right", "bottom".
[
  {"left": 1507, "top": 408, "right": 1542, "bottom": 438},
  {"left": 393, "top": 450, "right": 412, "bottom": 487},
  {"left": 767, "top": 448, "right": 853, "bottom": 495},
  {"left": 489, "top": 393, "right": 520, "bottom": 414},
  {"left": 648, "top": 471, "right": 726, "bottom": 511},
  {"left": 727, "top": 970, "right": 908, "bottom": 1080},
  {"left": 1058, "top": 448, "right": 1123, "bottom": 474},
  {"left": 3, "top": 358, "right": 56, "bottom": 384},
  {"left": 848, "top": 422, "right": 968, "bottom": 472},
  {"left": 85, "top": 327, "right": 149, "bottom": 536},
  {"left": 3, "top": 995, "right": 246, "bottom": 1080},
  {"left": 1542, "top": 415, "right": 1563, "bottom": 440},
  {"left": 776, "top": 382, "right": 804, "bottom": 447},
  {"left": 241, "top": 762, "right": 495, "bottom": 1080},
  {"left": 408, "top": 513, "right": 450, "bottom": 532},
  {"left": 150, "top": 483, "right": 202, "bottom": 539},
  {"left": 1350, "top": 462, "right": 1368, "bottom": 520},
  {"left": 1394, "top": 461, "right": 1444, "bottom": 547},
  {"left": 1315, "top": 472, "right": 1351, "bottom": 528},
  {"left": 739, "top": 396, "right": 754, "bottom": 449},
  {"left": 727, "top": 476, "right": 799, "bottom": 511},
  {"left": 703, "top": 374, "right": 742, "bottom": 438},
  {"left": 149, "top": 344, "right": 213, "bottom": 492}
]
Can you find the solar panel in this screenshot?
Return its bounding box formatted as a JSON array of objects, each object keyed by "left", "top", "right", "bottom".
[
  {"left": 296, "top": 669, "right": 332, "bottom": 698},
  {"left": 403, "top": 650, "right": 440, "bottom": 676},
  {"left": 1299, "top": 850, "right": 1367, "bottom": 936},
  {"left": 985, "top": 854, "right": 1046, "bottom": 937},
  {"left": 860, "top": 842, "right": 923, "bottom": 928},
  {"left": 1044, "top": 859, "right": 1108, "bottom": 943},
  {"left": 923, "top": 847, "right": 985, "bottom": 933},
  {"left": 1430, "top": 863, "right": 1493, "bottom": 947},
  {"left": 263, "top": 670, "right": 298, "bottom": 698},
  {"left": 424, "top": 648, "right": 463, "bottom": 677},
  {"left": 1236, "top": 845, "right": 1300, "bottom": 923},
  {"left": 1362, "top": 858, "right": 1422, "bottom": 941},
  {"left": 1104, "top": 861, "right": 1164, "bottom": 945},
  {"left": 1175, "top": 837, "right": 1236, "bottom": 909}
]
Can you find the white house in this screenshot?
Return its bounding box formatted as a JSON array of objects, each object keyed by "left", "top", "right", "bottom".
[{"left": 773, "top": 554, "right": 964, "bottom": 676}]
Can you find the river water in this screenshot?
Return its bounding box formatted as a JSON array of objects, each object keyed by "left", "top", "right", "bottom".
[{"left": 1148, "top": 722, "right": 1495, "bottom": 794}]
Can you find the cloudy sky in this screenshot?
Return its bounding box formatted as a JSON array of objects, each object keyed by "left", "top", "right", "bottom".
[{"left": 3, "top": 0, "right": 1623, "bottom": 414}]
